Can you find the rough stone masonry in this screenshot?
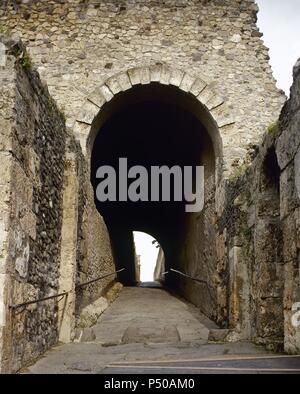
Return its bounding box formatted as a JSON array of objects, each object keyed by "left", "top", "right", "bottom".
[{"left": 0, "top": 0, "right": 299, "bottom": 373}]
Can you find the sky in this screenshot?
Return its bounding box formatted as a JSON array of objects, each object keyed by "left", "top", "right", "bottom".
[
  {"left": 256, "top": 0, "right": 300, "bottom": 95},
  {"left": 134, "top": 1, "right": 300, "bottom": 282},
  {"left": 133, "top": 232, "right": 160, "bottom": 282}
]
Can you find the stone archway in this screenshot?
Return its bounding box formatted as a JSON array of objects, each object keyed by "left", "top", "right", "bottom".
[
  {"left": 70, "top": 65, "right": 235, "bottom": 324},
  {"left": 73, "top": 65, "right": 235, "bottom": 161}
]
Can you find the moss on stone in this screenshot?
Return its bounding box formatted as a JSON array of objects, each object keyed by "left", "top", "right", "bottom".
[
  {"left": 268, "top": 121, "right": 280, "bottom": 136},
  {"left": 19, "top": 51, "right": 33, "bottom": 70},
  {"left": 229, "top": 163, "right": 249, "bottom": 181},
  {"left": 0, "top": 23, "right": 10, "bottom": 35}
]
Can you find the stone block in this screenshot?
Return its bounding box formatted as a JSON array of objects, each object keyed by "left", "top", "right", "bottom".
[
  {"left": 0, "top": 273, "right": 7, "bottom": 326},
  {"left": 159, "top": 66, "right": 171, "bottom": 85},
  {"left": 0, "top": 152, "right": 12, "bottom": 186},
  {"left": 254, "top": 219, "right": 282, "bottom": 263},
  {"left": 283, "top": 261, "right": 300, "bottom": 354},
  {"left": 208, "top": 329, "right": 231, "bottom": 342},
  {"left": 282, "top": 214, "right": 298, "bottom": 263},
  {"left": 0, "top": 118, "right": 13, "bottom": 151},
  {"left": 76, "top": 101, "right": 99, "bottom": 125},
  {"left": 290, "top": 59, "right": 300, "bottom": 114},
  {"left": 197, "top": 86, "right": 215, "bottom": 106},
  {"left": 122, "top": 324, "right": 180, "bottom": 344},
  {"left": 277, "top": 114, "right": 300, "bottom": 170},
  {"left": 128, "top": 67, "right": 142, "bottom": 85},
  {"left": 296, "top": 208, "right": 300, "bottom": 251},
  {"left": 78, "top": 297, "right": 108, "bottom": 328},
  {"left": 169, "top": 68, "right": 184, "bottom": 87},
  {"left": 105, "top": 282, "right": 123, "bottom": 304},
  {"left": 179, "top": 73, "right": 195, "bottom": 92},
  {"left": 280, "top": 163, "right": 299, "bottom": 220},
  {"left": 149, "top": 64, "right": 161, "bottom": 82},
  {"left": 139, "top": 67, "right": 151, "bottom": 85},
  {"left": 87, "top": 87, "right": 107, "bottom": 108},
  {"left": 228, "top": 246, "right": 251, "bottom": 337},
  {"left": 105, "top": 76, "right": 122, "bottom": 95},
  {"left": 73, "top": 121, "right": 90, "bottom": 139},
  {"left": 206, "top": 94, "right": 224, "bottom": 110},
  {"left": 80, "top": 328, "right": 96, "bottom": 342},
  {"left": 15, "top": 242, "right": 29, "bottom": 279},
  {"left": 10, "top": 161, "right": 33, "bottom": 219},
  {"left": 0, "top": 43, "right": 6, "bottom": 67},
  {"left": 190, "top": 78, "right": 206, "bottom": 97},
  {"left": 247, "top": 204, "right": 256, "bottom": 228},
  {"left": 117, "top": 72, "right": 132, "bottom": 91},
  {"left": 99, "top": 85, "right": 114, "bottom": 102},
  {"left": 210, "top": 103, "right": 235, "bottom": 128},
  {"left": 295, "top": 148, "right": 300, "bottom": 201}
]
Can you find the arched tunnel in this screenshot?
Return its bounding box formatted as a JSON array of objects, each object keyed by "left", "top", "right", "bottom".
[{"left": 90, "top": 83, "right": 221, "bottom": 319}]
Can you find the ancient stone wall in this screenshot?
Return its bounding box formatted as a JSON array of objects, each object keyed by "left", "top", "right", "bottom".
[
  {"left": 0, "top": 37, "right": 17, "bottom": 372},
  {"left": 0, "top": 39, "right": 114, "bottom": 370},
  {"left": 0, "top": 37, "right": 66, "bottom": 372},
  {"left": 57, "top": 134, "right": 116, "bottom": 340},
  {"left": 0, "top": 37, "right": 116, "bottom": 371},
  {"left": 75, "top": 173, "right": 116, "bottom": 314},
  {"left": 277, "top": 59, "right": 300, "bottom": 353},
  {"left": 0, "top": 0, "right": 285, "bottom": 170},
  {"left": 174, "top": 174, "right": 220, "bottom": 322},
  {"left": 219, "top": 59, "right": 300, "bottom": 352}
]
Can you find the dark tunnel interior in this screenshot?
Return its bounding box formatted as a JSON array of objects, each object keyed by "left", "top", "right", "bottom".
[{"left": 91, "top": 84, "right": 216, "bottom": 285}]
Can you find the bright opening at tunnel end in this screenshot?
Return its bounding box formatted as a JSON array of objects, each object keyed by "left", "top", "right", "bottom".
[
  {"left": 95, "top": 157, "right": 205, "bottom": 213},
  {"left": 133, "top": 232, "right": 160, "bottom": 283}
]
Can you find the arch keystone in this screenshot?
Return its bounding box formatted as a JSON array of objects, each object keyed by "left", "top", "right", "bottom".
[
  {"left": 149, "top": 64, "right": 162, "bottom": 82},
  {"left": 159, "top": 66, "right": 171, "bottom": 85},
  {"left": 139, "top": 66, "right": 151, "bottom": 85},
  {"left": 128, "top": 67, "right": 143, "bottom": 85}
]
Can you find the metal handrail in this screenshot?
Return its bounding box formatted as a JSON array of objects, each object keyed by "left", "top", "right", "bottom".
[
  {"left": 9, "top": 268, "right": 125, "bottom": 312},
  {"left": 75, "top": 268, "right": 125, "bottom": 289},
  {"left": 9, "top": 292, "right": 68, "bottom": 311},
  {"left": 169, "top": 268, "right": 214, "bottom": 288},
  {"left": 164, "top": 268, "right": 215, "bottom": 300}
]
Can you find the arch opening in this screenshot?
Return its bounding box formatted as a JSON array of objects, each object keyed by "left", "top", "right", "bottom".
[
  {"left": 133, "top": 231, "right": 162, "bottom": 284},
  {"left": 90, "top": 83, "right": 222, "bottom": 321}
]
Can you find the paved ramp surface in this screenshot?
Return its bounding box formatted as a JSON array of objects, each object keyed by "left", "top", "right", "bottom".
[
  {"left": 93, "top": 287, "right": 213, "bottom": 345},
  {"left": 23, "top": 287, "right": 300, "bottom": 374}
]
